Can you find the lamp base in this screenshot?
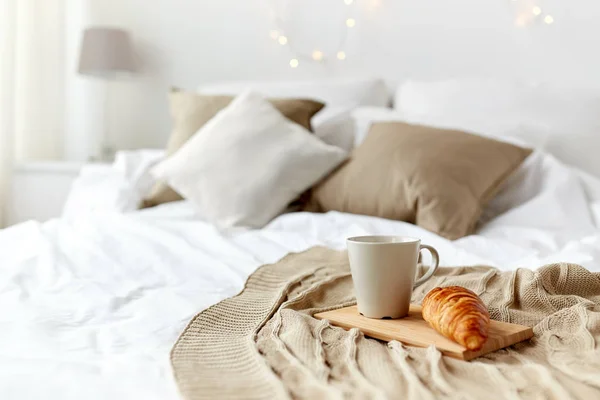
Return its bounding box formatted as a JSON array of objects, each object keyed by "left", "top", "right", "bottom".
[
  {"left": 88, "top": 144, "right": 115, "bottom": 163},
  {"left": 100, "top": 144, "right": 115, "bottom": 162}
]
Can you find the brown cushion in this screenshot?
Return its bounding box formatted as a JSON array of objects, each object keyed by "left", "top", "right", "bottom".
[
  {"left": 306, "top": 122, "right": 532, "bottom": 239},
  {"left": 143, "top": 90, "right": 325, "bottom": 207}
]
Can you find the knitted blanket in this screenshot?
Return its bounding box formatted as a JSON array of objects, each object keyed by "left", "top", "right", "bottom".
[{"left": 171, "top": 247, "right": 600, "bottom": 400}]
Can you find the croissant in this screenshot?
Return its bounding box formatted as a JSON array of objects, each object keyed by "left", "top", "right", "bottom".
[{"left": 422, "top": 286, "right": 490, "bottom": 351}]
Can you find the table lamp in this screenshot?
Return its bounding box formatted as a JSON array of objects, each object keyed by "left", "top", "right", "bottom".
[{"left": 78, "top": 27, "right": 135, "bottom": 161}]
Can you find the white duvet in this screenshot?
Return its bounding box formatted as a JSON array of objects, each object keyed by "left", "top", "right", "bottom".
[{"left": 2, "top": 151, "right": 600, "bottom": 399}]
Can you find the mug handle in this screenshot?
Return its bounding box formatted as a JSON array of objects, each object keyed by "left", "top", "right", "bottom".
[{"left": 414, "top": 244, "right": 439, "bottom": 288}]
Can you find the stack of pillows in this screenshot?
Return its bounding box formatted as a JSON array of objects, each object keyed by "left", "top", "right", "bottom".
[{"left": 146, "top": 87, "right": 532, "bottom": 240}]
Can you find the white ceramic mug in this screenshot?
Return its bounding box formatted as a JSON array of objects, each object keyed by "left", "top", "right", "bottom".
[{"left": 347, "top": 236, "right": 439, "bottom": 319}]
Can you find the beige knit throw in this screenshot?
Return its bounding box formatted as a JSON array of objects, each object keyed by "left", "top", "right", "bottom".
[{"left": 171, "top": 247, "right": 600, "bottom": 400}]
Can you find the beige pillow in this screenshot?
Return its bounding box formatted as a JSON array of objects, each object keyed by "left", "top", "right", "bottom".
[
  {"left": 143, "top": 90, "right": 325, "bottom": 207},
  {"left": 306, "top": 122, "right": 532, "bottom": 239}
]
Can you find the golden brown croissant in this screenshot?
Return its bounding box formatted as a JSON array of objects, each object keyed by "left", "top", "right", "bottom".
[{"left": 422, "top": 286, "right": 490, "bottom": 351}]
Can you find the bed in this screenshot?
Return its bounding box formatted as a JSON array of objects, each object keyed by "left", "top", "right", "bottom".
[{"left": 3, "top": 78, "right": 600, "bottom": 399}]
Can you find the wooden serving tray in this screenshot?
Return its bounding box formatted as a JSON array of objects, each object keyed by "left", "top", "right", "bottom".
[{"left": 314, "top": 305, "right": 533, "bottom": 361}]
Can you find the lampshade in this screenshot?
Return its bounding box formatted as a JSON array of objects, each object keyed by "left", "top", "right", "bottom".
[{"left": 78, "top": 27, "right": 135, "bottom": 78}]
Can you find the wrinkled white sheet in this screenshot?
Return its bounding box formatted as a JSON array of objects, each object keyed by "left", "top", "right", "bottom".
[{"left": 2, "top": 153, "right": 600, "bottom": 399}]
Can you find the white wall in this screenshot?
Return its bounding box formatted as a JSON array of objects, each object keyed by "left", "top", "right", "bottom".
[{"left": 64, "top": 0, "right": 600, "bottom": 160}]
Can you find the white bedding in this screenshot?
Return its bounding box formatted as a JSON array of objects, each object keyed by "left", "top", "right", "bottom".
[{"left": 3, "top": 150, "right": 600, "bottom": 399}]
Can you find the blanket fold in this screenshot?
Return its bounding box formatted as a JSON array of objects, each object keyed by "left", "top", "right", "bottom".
[{"left": 171, "top": 247, "right": 600, "bottom": 400}]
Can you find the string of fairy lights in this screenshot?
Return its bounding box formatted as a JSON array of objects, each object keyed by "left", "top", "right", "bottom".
[
  {"left": 509, "top": 0, "right": 555, "bottom": 27},
  {"left": 269, "top": 0, "right": 555, "bottom": 68},
  {"left": 267, "top": 0, "right": 356, "bottom": 68}
]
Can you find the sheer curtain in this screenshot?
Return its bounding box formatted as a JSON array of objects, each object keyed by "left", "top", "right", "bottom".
[{"left": 0, "top": 0, "right": 65, "bottom": 227}]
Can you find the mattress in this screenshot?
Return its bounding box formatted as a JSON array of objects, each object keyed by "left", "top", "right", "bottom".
[{"left": 2, "top": 154, "right": 600, "bottom": 399}]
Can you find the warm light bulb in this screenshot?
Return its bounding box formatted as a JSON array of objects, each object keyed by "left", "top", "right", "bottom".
[
  {"left": 344, "top": 0, "right": 354, "bottom": 4},
  {"left": 270, "top": 30, "right": 279, "bottom": 40},
  {"left": 514, "top": 15, "right": 527, "bottom": 27},
  {"left": 532, "top": 6, "right": 542, "bottom": 16},
  {"left": 289, "top": 58, "right": 299, "bottom": 68},
  {"left": 544, "top": 15, "right": 554, "bottom": 24},
  {"left": 278, "top": 36, "right": 288, "bottom": 45},
  {"left": 346, "top": 18, "right": 356, "bottom": 28},
  {"left": 312, "top": 50, "right": 324, "bottom": 61},
  {"left": 337, "top": 51, "right": 346, "bottom": 60}
]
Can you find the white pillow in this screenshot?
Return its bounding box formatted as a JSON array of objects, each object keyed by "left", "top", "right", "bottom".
[
  {"left": 311, "top": 106, "right": 356, "bottom": 153},
  {"left": 480, "top": 151, "right": 595, "bottom": 235},
  {"left": 395, "top": 78, "right": 527, "bottom": 122},
  {"left": 198, "top": 77, "right": 390, "bottom": 108},
  {"left": 349, "top": 106, "right": 547, "bottom": 150},
  {"left": 351, "top": 107, "right": 404, "bottom": 146},
  {"left": 151, "top": 91, "right": 347, "bottom": 229}
]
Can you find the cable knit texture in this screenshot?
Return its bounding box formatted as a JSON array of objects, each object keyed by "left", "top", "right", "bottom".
[{"left": 171, "top": 247, "right": 600, "bottom": 400}]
